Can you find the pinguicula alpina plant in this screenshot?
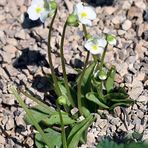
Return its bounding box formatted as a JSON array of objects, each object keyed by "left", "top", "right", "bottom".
[{"left": 11, "top": 0, "right": 133, "bottom": 148}]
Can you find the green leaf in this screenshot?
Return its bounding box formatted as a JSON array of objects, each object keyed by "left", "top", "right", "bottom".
[
  {"left": 127, "top": 143, "right": 148, "bottom": 148},
  {"left": 132, "top": 131, "right": 143, "bottom": 141},
  {"left": 105, "top": 67, "right": 116, "bottom": 92},
  {"left": 109, "top": 102, "right": 131, "bottom": 110},
  {"left": 67, "top": 115, "right": 95, "bottom": 148},
  {"left": 42, "top": 111, "right": 76, "bottom": 125},
  {"left": 35, "top": 128, "right": 62, "bottom": 148},
  {"left": 86, "top": 92, "right": 109, "bottom": 109},
  {"left": 77, "top": 62, "right": 96, "bottom": 94},
  {"left": 104, "top": 92, "right": 128, "bottom": 100},
  {"left": 24, "top": 105, "right": 54, "bottom": 125},
  {"left": 96, "top": 139, "right": 124, "bottom": 148}
]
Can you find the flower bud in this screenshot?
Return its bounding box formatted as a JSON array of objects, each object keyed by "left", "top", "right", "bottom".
[
  {"left": 98, "top": 69, "right": 107, "bottom": 80},
  {"left": 57, "top": 96, "right": 67, "bottom": 106},
  {"left": 67, "top": 14, "right": 79, "bottom": 27},
  {"left": 106, "top": 34, "right": 117, "bottom": 46},
  {"left": 50, "top": 1, "right": 57, "bottom": 10}
]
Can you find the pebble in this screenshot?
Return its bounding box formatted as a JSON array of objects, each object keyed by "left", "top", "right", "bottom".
[
  {"left": 116, "top": 62, "right": 128, "bottom": 77},
  {"left": 124, "top": 74, "right": 133, "bottom": 83},
  {"left": 137, "top": 95, "right": 148, "bottom": 103},
  {"left": 128, "top": 79, "right": 143, "bottom": 100},
  {"left": 127, "top": 6, "right": 142, "bottom": 19},
  {"left": 15, "top": 30, "right": 27, "bottom": 40},
  {"left": 0, "top": 0, "right": 6, "bottom": 6},
  {"left": 0, "top": 135, "right": 5, "bottom": 144},
  {"left": 122, "top": 20, "right": 132, "bottom": 30},
  {"left": 143, "top": 10, "right": 148, "bottom": 21},
  {"left": 2, "top": 94, "right": 15, "bottom": 105},
  {"left": 5, "top": 117, "right": 15, "bottom": 130}
]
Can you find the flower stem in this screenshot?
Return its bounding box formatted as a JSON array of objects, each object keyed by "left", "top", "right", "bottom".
[
  {"left": 56, "top": 102, "right": 67, "bottom": 148},
  {"left": 99, "top": 44, "right": 108, "bottom": 71},
  {"left": 47, "top": 9, "right": 61, "bottom": 96},
  {"left": 60, "top": 21, "right": 75, "bottom": 107},
  {"left": 77, "top": 24, "right": 90, "bottom": 115}
]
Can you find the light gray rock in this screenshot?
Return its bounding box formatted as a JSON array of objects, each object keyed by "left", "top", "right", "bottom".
[
  {"left": 0, "top": 135, "right": 5, "bottom": 144},
  {"left": 5, "top": 117, "right": 15, "bottom": 130},
  {"left": 122, "top": 20, "right": 132, "bottom": 31},
  {"left": 128, "top": 80, "right": 143, "bottom": 100}
]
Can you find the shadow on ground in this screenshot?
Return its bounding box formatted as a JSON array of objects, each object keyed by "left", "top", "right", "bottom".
[
  {"left": 13, "top": 48, "right": 49, "bottom": 69},
  {"left": 82, "top": 0, "right": 114, "bottom": 6}
]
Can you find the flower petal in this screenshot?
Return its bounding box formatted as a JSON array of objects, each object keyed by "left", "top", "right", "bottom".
[
  {"left": 97, "top": 38, "right": 107, "bottom": 48},
  {"left": 27, "top": 5, "right": 40, "bottom": 20},
  {"left": 90, "top": 46, "right": 104, "bottom": 55},
  {"left": 40, "top": 10, "right": 49, "bottom": 22},
  {"left": 83, "top": 7, "right": 96, "bottom": 20},
  {"left": 74, "top": 2, "right": 84, "bottom": 14},
  {"left": 79, "top": 18, "right": 92, "bottom": 26}
]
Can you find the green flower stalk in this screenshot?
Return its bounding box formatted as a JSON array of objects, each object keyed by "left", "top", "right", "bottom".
[
  {"left": 60, "top": 21, "right": 75, "bottom": 107},
  {"left": 47, "top": 8, "right": 61, "bottom": 96},
  {"left": 77, "top": 24, "right": 90, "bottom": 115}
]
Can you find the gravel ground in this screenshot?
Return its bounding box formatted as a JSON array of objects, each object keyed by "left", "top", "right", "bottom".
[{"left": 0, "top": 0, "right": 148, "bottom": 147}]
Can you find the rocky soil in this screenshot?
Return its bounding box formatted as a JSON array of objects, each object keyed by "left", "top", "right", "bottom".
[{"left": 0, "top": 0, "right": 148, "bottom": 147}]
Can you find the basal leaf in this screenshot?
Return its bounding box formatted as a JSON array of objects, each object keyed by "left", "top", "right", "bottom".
[
  {"left": 105, "top": 67, "right": 116, "bottom": 92},
  {"left": 67, "top": 115, "right": 95, "bottom": 148},
  {"left": 42, "top": 111, "right": 76, "bottom": 125},
  {"left": 86, "top": 92, "right": 109, "bottom": 109},
  {"left": 24, "top": 105, "right": 55, "bottom": 125},
  {"left": 96, "top": 139, "right": 124, "bottom": 148},
  {"left": 35, "top": 128, "right": 62, "bottom": 148},
  {"left": 109, "top": 102, "right": 131, "bottom": 110}
]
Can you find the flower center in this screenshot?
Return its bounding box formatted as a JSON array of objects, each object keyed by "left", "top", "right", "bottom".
[
  {"left": 81, "top": 12, "right": 87, "bottom": 18},
  {"left": 35, "top": 7, "right": 42, "bottom": 13},
  {"left": 92, "top": 45, "right": 98, "bottom": 50}
]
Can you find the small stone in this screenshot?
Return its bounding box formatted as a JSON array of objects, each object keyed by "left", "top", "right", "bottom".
[
  {"left": 15, "top": 116, "right": 26, "bottom": 127},
  {"left": 144, "top": 10, "right": 148, "bottom": 21},
  {"left": 3, "top": 45, "right": 18, "bottom": 54},
  {"left": 6, "top": 117, "right": 15, "bottom": 130},
  {"left": 128, "top": 80, "right": 143, "bottom": 100},
  {"left": 126, "top": 56, "right": 136, "bottom": 64},
  {"left": 116, "top": 63, "right": 128, "bottom": 77},
  {"left": 122, "top": 1, "right": 131, "bottom": 9},
  {"left": 25, "top": 137, "right": 34, "bottom": 147},
  {"left": 137, "top": 110, "right": 144, "bottom": 119},
  {"left": 110, "top": 117, "right": 121, "bottom": 127},
  {"left": 0, "top": 0, "right": 6, "bottom": 6},
  {"left": 0, "top": 135, "right": 5, "bottom": 144},
  {"left": 103, "top": 6, "right": 117, "bottom": 15},
  {"left": 135, "top": 1, "right": 146, "bottom": 10},
  {"left": 87, "top": 132, "right": 96, "bottom": 145},
  {"left": 137, "top": 95, "right": 148, "bottom": 103},
  {"left": 122, "top": 20, "right": 132, "bottom": 31},
  {"left": 117, "top": 29, "right": 126, "bottom": 35},
  {"left": 135, "top": 41, "right": 147, "bottom": 59},
  {"left": 7, "top": 38, "right": 18, "bottom": 46},
  {"left": 97, "top": 119, "right": 108, "bottom": 129},
  {"left": 2, "top": 94, "right": 15, "bottom": 105},
  {"left": 135, "top": 72, "right": 145, "bottom": 81},
  {"left": 127, "top": 6, "right": 142, "bottom": 19},
  {"left": 0, "top": 30, "right": 6, "bottom": 44},
  {"left": 15, "top": 30, "right": 27, "bottom": 40},
  {"left": 124, "top": 74, "right": 133, "bottom": 83},
  {"left": 118, "top": 124, "right": 127, "bottom": 132},
  {"left": 142, "top": 30, "right": 148, "bottom": 41}
]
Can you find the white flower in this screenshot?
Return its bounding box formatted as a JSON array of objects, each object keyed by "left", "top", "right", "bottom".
[
  {"left": 84, "top": 36, "right": 107, "bottom": 55},
  {"left": 27, "top": 0, "right": 51, "bottom": 22},
  {"left": 74, "top": 2, "right": 96, "bottom": 26},
  {"left": 106, "top": 34, "right": 117, "bottom": 46}
]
